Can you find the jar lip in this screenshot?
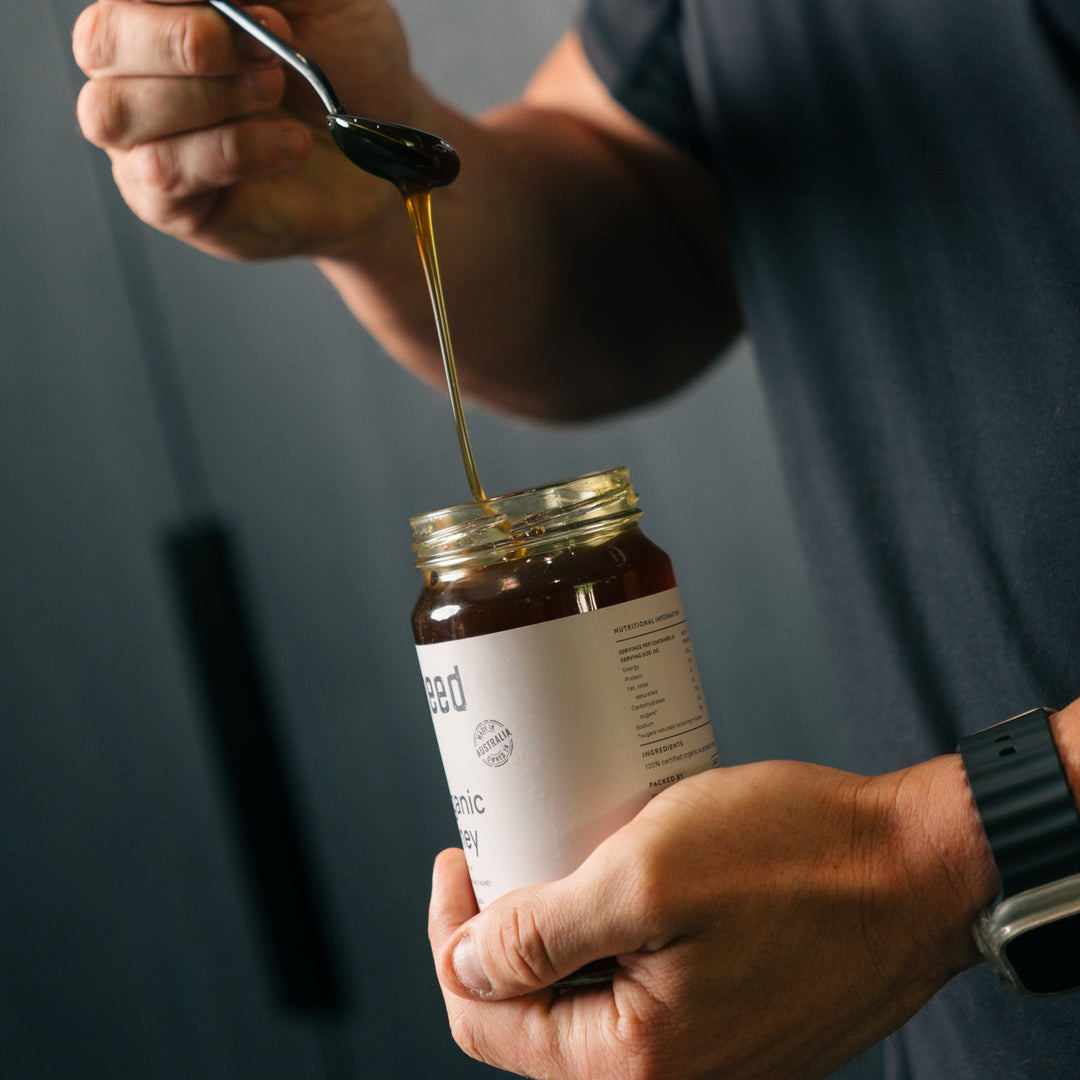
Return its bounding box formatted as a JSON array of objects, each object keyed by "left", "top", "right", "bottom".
[{"left": 410, "top": 467, "right": 640, "bottom": 569}]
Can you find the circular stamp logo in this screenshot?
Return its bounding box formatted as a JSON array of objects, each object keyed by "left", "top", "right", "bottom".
[{"left": 473, "top": 719, "right": 513, "bottom": 768}]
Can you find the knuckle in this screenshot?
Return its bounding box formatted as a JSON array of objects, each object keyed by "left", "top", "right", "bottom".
[
  {"left": 133, "top": 141, "right": 183, "bottom": 197},
  {"left": 620, "top": 850, "right": 672, "bottom": 934},
  {"left": 112, "top": 149, "right": 221, "bottom": 245},
  {"left": 213, "top": 125, "right": 245, "bottom": 182},
  {"left": 126, "top": 127, "right": 238, "bottom": 200},
  {"left": 71, "top": 4, "right": 114, "bottom": 74},
  {"left": 498, "top": 906, "right": 560, "bottom": 988},
  {"left": 110, "top": 154, "right": 159, "bottom": 223},
  {"left": 168, "top": 10, "right": 220, "bottom": 75},
  {"left": 76, "top": 80, "right": 128, "bottom": 148}
]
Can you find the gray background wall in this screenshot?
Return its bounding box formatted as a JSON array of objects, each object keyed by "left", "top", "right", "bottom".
[{"left": 2, "top": 2, "right": 878, "bottom": 1077}]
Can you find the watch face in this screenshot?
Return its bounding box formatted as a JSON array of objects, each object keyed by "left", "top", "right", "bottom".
[{"left": 1003, "top": 911, "right": 1080, "bottom": 995}]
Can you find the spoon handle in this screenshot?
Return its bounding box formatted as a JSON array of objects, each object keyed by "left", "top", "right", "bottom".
[{"left": 207, "top": 0, "right": 344, "bottom": 115}]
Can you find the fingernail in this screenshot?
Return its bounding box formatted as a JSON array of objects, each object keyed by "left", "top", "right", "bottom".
[{"left": 452, "top": 935, "right": 493, "bottom": 996}]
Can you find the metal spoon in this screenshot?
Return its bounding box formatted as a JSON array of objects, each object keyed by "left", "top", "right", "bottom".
[{"left": 208, "top": 0, "right": 460, "bottom": 189}]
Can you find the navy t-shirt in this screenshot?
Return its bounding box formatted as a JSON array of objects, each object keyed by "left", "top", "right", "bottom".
[{"left": 580, "top": 0, "right": 1080, "bottom": 1076}]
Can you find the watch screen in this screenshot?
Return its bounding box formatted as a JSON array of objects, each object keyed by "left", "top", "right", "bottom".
[{"left": 1004, "top": 911, "right": 1080, "bottom": 995}]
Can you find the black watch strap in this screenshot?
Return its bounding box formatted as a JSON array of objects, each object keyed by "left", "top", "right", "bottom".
[{"left": 959, "top": 708, "right": 1080, "bottom": 899}]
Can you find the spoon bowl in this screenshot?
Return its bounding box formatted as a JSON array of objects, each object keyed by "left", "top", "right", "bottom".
[{"left": 328, "top": 116, "right": 460, "bottom": 189}]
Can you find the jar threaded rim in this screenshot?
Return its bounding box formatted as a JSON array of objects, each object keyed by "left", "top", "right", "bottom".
[{"left": 410, "top": 467, "right": 641, "bottom": 570}]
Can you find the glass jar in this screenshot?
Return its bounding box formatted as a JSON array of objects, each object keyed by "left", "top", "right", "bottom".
[{"left": 410, "top": 467, "right": 718, "bottom": 911}]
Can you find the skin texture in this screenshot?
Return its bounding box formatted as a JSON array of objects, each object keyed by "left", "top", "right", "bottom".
[{"left": 72, "top": 5, "right": 1080, "bottom": 1077}]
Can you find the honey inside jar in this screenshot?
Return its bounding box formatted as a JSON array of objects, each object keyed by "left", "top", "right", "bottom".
[{"left": 411, "top": 469, "right": 675, "bottom": 642}]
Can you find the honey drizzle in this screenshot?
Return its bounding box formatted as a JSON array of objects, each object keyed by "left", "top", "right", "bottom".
[{"left": 401, "top": 184, "right": 487, "bottom": 504}]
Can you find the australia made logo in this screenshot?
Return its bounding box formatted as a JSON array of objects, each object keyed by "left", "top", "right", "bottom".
[{"left": 473, "top": 719, "right": 513, "bottom": 767}]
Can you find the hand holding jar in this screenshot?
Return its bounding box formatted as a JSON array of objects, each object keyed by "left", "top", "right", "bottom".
[{"left": 427, "top": 745, "right": 1006, "bottom": 1080}]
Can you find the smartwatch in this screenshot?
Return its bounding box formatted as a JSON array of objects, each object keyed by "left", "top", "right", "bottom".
[{"left": 959, "top": 707, "right": 1080, "bottom": 996}]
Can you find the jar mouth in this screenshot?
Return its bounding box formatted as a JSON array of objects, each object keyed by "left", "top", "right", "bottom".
[{"left": 410, "top": 467, "right": 641, "bottom": 570}]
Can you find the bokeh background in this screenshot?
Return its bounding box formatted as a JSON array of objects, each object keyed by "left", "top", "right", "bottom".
[{"left": 3, "top": 2, "right": 878, "bottom": 1076}]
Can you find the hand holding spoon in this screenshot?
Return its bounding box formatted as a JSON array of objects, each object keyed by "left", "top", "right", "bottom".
[{"left": 207, "top": 0, "right": 461, "bottom": 190}]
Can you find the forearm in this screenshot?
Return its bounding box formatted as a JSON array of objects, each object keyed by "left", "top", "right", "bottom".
[{"left": 318, "top": 46, "right": 740, "bottom": 420}]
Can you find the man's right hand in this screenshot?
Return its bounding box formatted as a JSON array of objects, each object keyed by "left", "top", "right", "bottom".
[{"left": 72, "top": 0, "right": 426, "bottom": 261}]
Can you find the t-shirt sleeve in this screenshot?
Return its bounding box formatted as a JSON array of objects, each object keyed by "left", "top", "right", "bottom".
[{"left": 579, "top": 0, "right": 710, "bottom": 164}]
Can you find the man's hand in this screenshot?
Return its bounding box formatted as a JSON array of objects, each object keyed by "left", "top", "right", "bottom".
[
  {"left": 72, "top": 0, "right": 424, "bottom": 260},
  {"left": 429, "top": 755, "right": 1000, "bottom": 1080}
]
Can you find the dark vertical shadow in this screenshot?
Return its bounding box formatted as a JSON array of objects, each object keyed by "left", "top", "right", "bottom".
[{"left": 166, "top": 520, "right": 348, "bottom": 1018}]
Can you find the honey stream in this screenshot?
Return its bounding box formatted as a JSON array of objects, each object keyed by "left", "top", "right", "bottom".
[{"left": 401, "top": 185, "right": 487, "bottom": 505}]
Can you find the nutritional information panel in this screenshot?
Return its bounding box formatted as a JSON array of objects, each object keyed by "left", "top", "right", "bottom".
[{"left": 614, "top": 606, "right": 717, "bottom": 788}]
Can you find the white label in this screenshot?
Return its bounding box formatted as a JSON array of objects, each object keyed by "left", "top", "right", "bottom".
[{"left": 416, "top": 587, "right": 718, "bottom": 908}]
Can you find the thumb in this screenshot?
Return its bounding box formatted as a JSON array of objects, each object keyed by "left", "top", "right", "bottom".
[{"left": 433, "top": 854, "right": 651, "bottom": 1001}]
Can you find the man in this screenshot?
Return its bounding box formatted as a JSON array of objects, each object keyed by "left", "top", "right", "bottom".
[{"left": 72, "top": 1, "right": 1080, "bottom": 1076}]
